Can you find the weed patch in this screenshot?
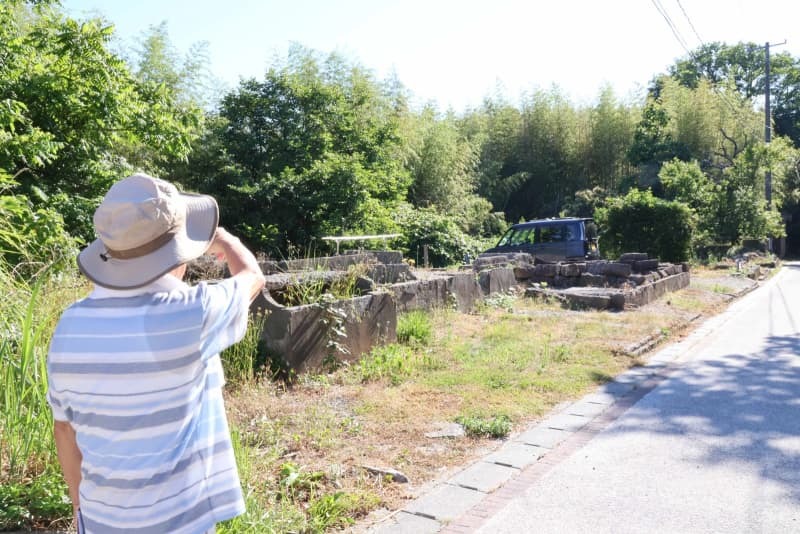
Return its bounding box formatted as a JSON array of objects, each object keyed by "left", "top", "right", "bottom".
[
  {"left": 455, "top": 414, "right": 512, "bottom": 438},
  {"left": 397, "top": 310, "right": 432, "bottom": 346},
  {"left": 0, "top": 470, "right": 72, "bottom": 531},
  {"left": 221, "top": 312, "right": 269, "bottom": 386}
]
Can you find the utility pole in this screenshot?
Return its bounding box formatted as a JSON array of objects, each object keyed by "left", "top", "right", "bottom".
[
  {"left": 763, "top": 40, "right": 786, "bottom": 254},
  {"left": 765, "top": 41, "right": 773, "bottom": 208},
  {"left": 763, "top": 40, "right": 786, "bottom": 208}
]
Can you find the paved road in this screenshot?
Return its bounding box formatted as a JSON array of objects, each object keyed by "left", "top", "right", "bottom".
[{"left": 474, "top": 265, "right": 800, "bottom": 533}]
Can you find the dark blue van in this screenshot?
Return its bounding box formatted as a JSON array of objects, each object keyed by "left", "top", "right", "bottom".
[{"left": 482, "top": 218, "right": 599, "bottom": 262}]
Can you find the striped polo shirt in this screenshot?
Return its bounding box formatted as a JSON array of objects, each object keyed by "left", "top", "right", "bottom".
[{"left": 47, "top": 275, "right": 249, "bottom": 534}]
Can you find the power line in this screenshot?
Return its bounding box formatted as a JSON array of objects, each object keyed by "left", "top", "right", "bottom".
[
  {"left": 650, "top": 0, "right": 691, "bottom": 54},
  {"left": 675, "top": 0, "right": 704, "bottom": 45},
  {"left": 650, "top": 0, "right": 743, "bottom": 120}
]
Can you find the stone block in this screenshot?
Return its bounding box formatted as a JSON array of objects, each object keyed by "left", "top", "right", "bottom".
[
  {"left": 391, "top": 279, "right": 449, "bottom": 313},
  {"left": 667, "top": 264, "right": 682, "bottom": 276},
  {"left": 609, "top": 292, "right": 626, "bottom": 310},
  {"left": 562, "top": 288, "right": 611, "bottom": 309},
  {"left": 473, "top": 255, "right": 509, "bottom": 271},
  {"left": 517, "top": 426, "right": 571, "bottom": 449},
  {"left": 279, "top": 254, "right": 375, "bottom": 272},
  {"left": 262, "top": 292, "right": 397, "bottom": 373},
  {"left": 586, "top": 260, "right": 608, "bottom": 275},
  {"left": 534, "top": 263, "right": 559, "bottom": 277},
  {"left": 474, "top": 253, "right": 534, "bottom": 271},
  {"left": 513, "top": 266, "right": 536, "bottom": 280},
  {"left": 566, "top": 400, "right": 610, "bottom": 417},
  {"left": 628, "top": 274, "right": 646, "bottom": 286},
  {"left": 367, "top": 264, "right": 415, "bottom": 284},
  {"left": 602, "top": 262, "right": 632, "bottom": 277},
  {"left": 372, "top": 511, "right": 441, "bottom": 534},
  {"left": 559, "top": 262, "right": 585, "bottom": 277},
  {"left": 368, "top": 250, "right": 404, "bottom": 265},
  {"left": 479, "top": 267, "right": 517, "bottom": 295},
  {"left": 580, "top": 272, "right": 605, "bottom": 287},
  {"left": 447, "top": 272, "right": 482, "bottom": 313},
  {"left": 624, "top": 271, "right": 689, "bottom": 307},
  {"left": 258, "top": 260, "right": 281, "bottom": 275},
  {"left": 484, "top": 442, "right": 548, "bottom": 469},
  {"left": 632, "top": 259, "right": 659, "bottom": 272},
  {"left": 542, "top": 413, "right": 590, "bottom": 432},
  {"left": 619, "top": 252, "right": 649, "bottom": 263}
]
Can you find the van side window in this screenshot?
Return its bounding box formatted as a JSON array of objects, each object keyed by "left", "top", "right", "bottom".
[
  {"left": 565, "top": 223, "right": 579, "bottom": 241},
  {"left": 539, "top": 225, "right": 563, "bottom": 242}
]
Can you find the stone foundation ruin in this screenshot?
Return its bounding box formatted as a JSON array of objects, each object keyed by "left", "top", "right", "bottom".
[
  {"left": 192, "top": 249, "right": 689, "bottom": 373},
  {"left": 473, "top": 252, "right": 690, "bottom": 310}
]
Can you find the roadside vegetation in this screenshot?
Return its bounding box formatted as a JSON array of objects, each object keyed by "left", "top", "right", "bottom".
[{"left": 2, "top": 0, "right": 799, "bottom": 531}]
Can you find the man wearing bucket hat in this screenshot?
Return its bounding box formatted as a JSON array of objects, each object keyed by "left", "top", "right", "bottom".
[{"left": 46, "top": 174, "right": 265, "bottom": 534}]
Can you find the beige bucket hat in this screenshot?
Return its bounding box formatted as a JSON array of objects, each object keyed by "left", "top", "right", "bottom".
[{"left": 77, "top": 173, "right": 219, "bottom": 289}]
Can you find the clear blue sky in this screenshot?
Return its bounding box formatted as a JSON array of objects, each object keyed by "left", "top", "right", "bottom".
[{"left": 61, "top": 0, "right": 800, "bottom": 111}]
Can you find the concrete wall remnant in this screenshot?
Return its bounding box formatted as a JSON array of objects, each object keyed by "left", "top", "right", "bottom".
[
  {"left": 478, "top": 267, "right": 517, "bottom": 295},
  {"left": 257, "top": 291, "right": 396, "bottom": 373}
]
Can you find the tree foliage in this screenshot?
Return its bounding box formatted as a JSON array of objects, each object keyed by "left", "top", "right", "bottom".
[
  {"left": 174, "top": 46, "right": 410, "bottom": 254},
  {"left": 0, "top": 2, "right": 202, "bottom": 242},
  {"left": 668, "top": 41, "right": 800, "bottom": 147}
]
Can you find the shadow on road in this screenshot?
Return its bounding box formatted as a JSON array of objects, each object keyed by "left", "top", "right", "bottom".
[{"left": 607, "top": 334, "right": 800, "bottom": 503}]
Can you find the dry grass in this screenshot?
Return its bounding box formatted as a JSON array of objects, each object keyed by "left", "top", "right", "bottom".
[{"left": 223, "top": 266, "right": 758, "bottom": 529}]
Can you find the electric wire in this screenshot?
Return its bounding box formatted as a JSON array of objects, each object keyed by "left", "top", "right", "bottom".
[
  {"left": 650, "top": 0, "right": 691, "bottom": 54},
  {"left": 676, "top": 0, "right": 704, "bottom": 44}
]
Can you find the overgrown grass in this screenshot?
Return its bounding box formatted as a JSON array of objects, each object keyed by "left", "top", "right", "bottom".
[
  {"left": 221, "top": 312, "right": 270, "bottom": 386},
  {"left": 0, "top": 468, "right": 72, "bottom": 531},
  {"left": 281, "top": 264, "right": 368, "bottom": 306},
  {"left": 396, "top": 309, "right": 432, "bottom": 345},
  {"left": 0, "top": 265, "right": 87, "bottom": 530},
  {"left": 0, "top": 268, "right": 86, "bottom": 477}
]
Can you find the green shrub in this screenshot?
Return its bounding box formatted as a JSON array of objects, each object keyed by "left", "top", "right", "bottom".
[
  {"left": 0, "top": 192, "right": 77, "bottom": 276},
  {"left": 596, "top": 188, "right": 693, "bottom": 262},
  {"left": 396, "top": 205, "right": 478, "bottom": 267}
]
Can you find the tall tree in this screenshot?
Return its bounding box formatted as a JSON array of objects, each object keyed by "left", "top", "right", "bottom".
[
  {"left": 179, "top": 46, "right": 410, "bottom": 254},
  {"left": 583, "top": 85, "right": 637, "bottom": 191}
]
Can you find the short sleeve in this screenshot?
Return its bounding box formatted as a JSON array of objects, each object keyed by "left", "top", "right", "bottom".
[
  {"left": 197, "top": 277, "right": 252, "bottom": 361},
  {"left": 46, "top": 371, "right": 69, "bottom": 422}
]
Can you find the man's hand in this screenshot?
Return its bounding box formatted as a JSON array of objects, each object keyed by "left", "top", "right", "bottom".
[{"left": 207, "top": 227, "right": 265, "bottom": 301}]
